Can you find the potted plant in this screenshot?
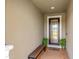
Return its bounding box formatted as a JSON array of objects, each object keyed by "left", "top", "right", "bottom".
[
  {"left": 42, "top": 38, "right": 48, "bottom": 51},
  {"left": 59, "top": 38, "right": 66, "bottom": 50}
]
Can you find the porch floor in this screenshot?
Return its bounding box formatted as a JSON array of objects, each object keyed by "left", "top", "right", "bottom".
[{"left": 38, "top": 48, "right": 69, "bottom": 59}]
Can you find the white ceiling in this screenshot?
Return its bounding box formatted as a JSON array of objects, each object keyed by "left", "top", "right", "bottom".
[{"left": 31, "top": 0, "right": 69, "bottom": 13}]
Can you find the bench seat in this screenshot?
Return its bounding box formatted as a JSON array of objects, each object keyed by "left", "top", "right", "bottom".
[{"left": 28, "top": 45, "right": 45, "bottom": 59}]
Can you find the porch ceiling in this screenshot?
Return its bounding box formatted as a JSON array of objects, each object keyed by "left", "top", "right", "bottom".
[{"left": 31, "top": 0, "right": 69, "bottom": 13}]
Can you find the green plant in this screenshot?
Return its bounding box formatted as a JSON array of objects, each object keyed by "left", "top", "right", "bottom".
[
  {"left": 42, "top": 38, "right": 48, "bottom": 47},
  {"left": 59, "top": 38, "right": 66, "bottom": 48}
]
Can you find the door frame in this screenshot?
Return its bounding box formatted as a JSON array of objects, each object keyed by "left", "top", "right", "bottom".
[{"left": 47, "top": 15, "right": 62, "bottom": 47}]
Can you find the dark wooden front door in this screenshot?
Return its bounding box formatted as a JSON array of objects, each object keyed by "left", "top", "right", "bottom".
[{"left": 49, "top": 18, "right": 60, "bottom": 45}]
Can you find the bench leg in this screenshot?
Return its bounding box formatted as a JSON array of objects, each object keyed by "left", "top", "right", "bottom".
[{"left": 44, "top": 47, "right": 47, "bottom": 52}]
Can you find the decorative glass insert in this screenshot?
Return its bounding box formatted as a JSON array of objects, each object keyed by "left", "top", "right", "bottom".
[{"left": 50, "top": 19, "right": 59, "bottom": 43}]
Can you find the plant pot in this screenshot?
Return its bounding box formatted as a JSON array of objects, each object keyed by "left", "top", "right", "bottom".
[{"left": 44, "top": 47, "right": 47, "bottom": 52}]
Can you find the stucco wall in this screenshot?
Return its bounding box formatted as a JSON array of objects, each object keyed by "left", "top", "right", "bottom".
[
  {"left": 66, "top": 0, "right": 73, "bottom": 59},
  {"left": 5, "top": 0, "right": 44, "bottom": 59}
]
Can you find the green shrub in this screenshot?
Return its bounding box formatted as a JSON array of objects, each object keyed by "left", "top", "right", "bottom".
[
  {"left": 59, "top": 38, "right": 66, "bottom": 48},
  {"left": 42, "top": 38, "right": 48, "bottom": 47}
]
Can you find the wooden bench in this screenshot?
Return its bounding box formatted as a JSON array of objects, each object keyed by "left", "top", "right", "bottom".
[{"left": 28, "top": 45, "right": 45, "bottom": 59}]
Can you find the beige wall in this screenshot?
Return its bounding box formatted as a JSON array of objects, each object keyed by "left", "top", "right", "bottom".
[
  {"left": 44, "top": 13, "right": 66, "bottom": 39},
  {"left": 66, "top": 0, "right": 73, "bottom": 59},
  {"left": 5, "top": 0, "right": 44, "bottom": 59}
]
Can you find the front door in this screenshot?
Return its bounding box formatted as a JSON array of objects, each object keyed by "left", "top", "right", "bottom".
[{"left": 49, "top": 18, "right": 60, "bottom": 45}]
